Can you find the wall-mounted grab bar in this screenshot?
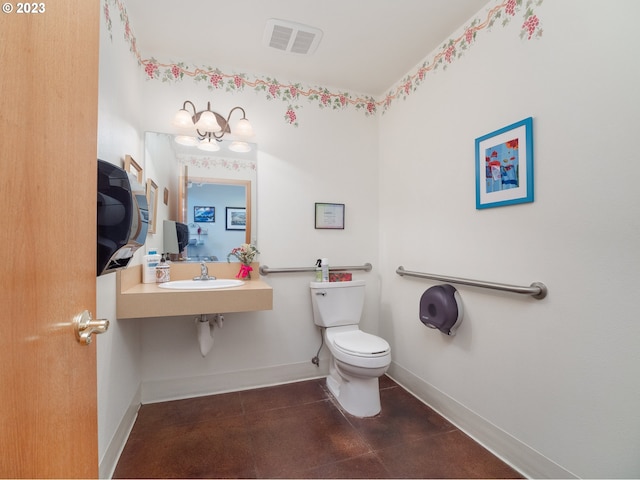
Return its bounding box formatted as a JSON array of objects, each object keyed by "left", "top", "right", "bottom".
[
  {"left": 260, "top": 263, "right": 373, "bottom": 276},
  {"left": 396, "top": 266, "right": 547, "bottom": 300}
]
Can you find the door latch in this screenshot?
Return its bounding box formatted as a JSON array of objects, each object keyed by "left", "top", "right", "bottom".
[{"left": 74, "top": 310, "right": 109, "bottom": 346}]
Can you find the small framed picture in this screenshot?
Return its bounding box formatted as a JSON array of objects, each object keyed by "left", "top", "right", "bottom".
[
  {"left": 315, "top": 203, "right": 345, "bottom": 229},
  {"left": 226, "top": 207, "right": 246, "bottom": 230},
  {"left": 194, "top": 206, "right": 215, "bottom": 223},
  {"left": 475, "top": 117, "right": 534, "bottom": 209},
  {"left": 123, "top": 155, "right": 143, "bottom": 184},
  {"left": 146, "top": 179, "right": 158, "bottom": 234}
]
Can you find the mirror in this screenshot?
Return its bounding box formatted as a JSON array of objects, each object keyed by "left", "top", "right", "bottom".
[{"left": 144, "top": 132, "right": 257, "bottom": 262}]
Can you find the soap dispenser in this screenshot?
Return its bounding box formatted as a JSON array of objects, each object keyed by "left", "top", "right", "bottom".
[
  {"left": 321, "top": 258, "right": 329, "bottom": 282},
  {"left": 156, "top": 254, "right": 170, "bottom": 283},
  {"left": 315, "top": 259, "right": 322, "bottom": 282}
]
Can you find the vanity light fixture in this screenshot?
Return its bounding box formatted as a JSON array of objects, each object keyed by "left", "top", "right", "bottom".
[{"left": 173, "top": 100, "right": 254, "bottom": 152}]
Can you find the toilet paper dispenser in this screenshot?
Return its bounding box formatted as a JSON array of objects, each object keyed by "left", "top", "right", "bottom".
[{"left": 419, "top": 284, "right": 463, "bottom": 336}]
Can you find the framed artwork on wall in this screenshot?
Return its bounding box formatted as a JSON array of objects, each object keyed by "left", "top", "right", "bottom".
[
  {"left": 315, "top": 202, "right": 345, "bottom": 229},
  {"left": 194, "top": 206, "right": 215, "bottom": 223},
  {"left": 124, "top": 154, "right": 143, "bottom": 184},
  {"left": 475, "top": 117, "right": 534, "bottom": 209},
  {"left": 146, "top": 178, "right": 158, "bottom": 234},
  {"left": 226, "top": 207, "right": 246, "bottom": 230}
]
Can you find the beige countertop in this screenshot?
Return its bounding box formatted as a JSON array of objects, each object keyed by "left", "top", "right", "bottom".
[{"left": 116, "top": 262, "right": 273, "bottom": 319}]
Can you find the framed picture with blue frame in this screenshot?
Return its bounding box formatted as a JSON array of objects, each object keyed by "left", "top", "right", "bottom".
[{"left": 475, "top": 117, "right": 534, "bottom": 209}]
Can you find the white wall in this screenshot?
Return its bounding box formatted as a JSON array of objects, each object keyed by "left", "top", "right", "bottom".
[
  {"left": 97, "top": 0, "right": 640, "bottom": 478},
  {"left": 379, "top": 1, "right": 640, "bottom": 478},
  {"left": 95, "top": 4, "right": 145, "bottom": 475}
]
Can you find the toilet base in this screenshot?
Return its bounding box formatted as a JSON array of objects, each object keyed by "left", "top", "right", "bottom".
[{"left": 326, "top": 364, "right": 382, "bottom": 417}]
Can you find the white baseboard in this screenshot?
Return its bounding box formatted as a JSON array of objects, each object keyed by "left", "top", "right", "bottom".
[
  {"left": 141, "top": 359, "right": 329, "bottom": 404},
  {"left": 387, "top": 362, "right": 577, "bottom": 479},
  {"left": 99, "top": 384, "right": 141, "bottom": 480}
]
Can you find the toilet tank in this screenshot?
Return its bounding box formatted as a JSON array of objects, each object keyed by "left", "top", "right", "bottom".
[{"left": 310, "top": 280, "right": 366, "bottom": 327}]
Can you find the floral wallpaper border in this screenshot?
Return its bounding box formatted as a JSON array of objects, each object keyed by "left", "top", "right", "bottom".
[
  {"left": 103, "top": 0, "right": 543, "bottom": 127},
  {"left": 177, "top": 156, "right": 257, "bottom": 173}
]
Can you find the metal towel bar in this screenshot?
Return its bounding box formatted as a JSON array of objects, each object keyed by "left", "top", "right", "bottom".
[
  {"left": 259, "top": 263, "right": 373, "bottom": 276},
  {"left": 396, "top": 266, "right": 547, "bottom": 300}
]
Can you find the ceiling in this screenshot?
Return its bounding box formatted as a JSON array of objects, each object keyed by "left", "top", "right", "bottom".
[{"left": 124, "top": 0, "right": 489, "bottom": 96}]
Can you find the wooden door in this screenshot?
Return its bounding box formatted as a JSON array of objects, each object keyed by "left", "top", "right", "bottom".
[{"left": 0, "top": 1, "right": 101, "bottom": 477}]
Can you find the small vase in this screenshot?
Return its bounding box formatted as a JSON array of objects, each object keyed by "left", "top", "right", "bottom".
[{"left": 236, "top": 263, "right": 252, "bottom": 279}]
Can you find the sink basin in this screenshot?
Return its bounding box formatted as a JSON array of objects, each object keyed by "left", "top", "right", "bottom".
[{"left": 158, "top": 279, "right": 245, "bottom": 290}]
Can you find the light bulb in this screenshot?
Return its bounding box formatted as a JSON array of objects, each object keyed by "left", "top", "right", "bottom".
[
  {"left": 228, "top": 141, "right": 251, "bottom": 153},
  {"left": 195, "top": 111, "right": 221, "bottom": 132},
  {"left": 197, "top": 138, "right": 221, "bottom": 152},
  {"left": 234, "top": 118, "right": 254, "bottom": 138},
  {"left": 173, "top": 109, "right": 193, "bottom": 128},
  {"left": 174, "top": 135, "right": 199, "bottom": 146}
]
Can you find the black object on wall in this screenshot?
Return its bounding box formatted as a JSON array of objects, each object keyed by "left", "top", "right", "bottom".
[{"left": 97, "top": 159, "right": 148, "bottom": 276}]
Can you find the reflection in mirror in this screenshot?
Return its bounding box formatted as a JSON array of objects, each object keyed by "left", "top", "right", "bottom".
[
  {"left": 144, "top": 132, "right": 257, "bottom": 262},
  {"left": 182, "top": 177, "right": 251, "bottom": 261}
]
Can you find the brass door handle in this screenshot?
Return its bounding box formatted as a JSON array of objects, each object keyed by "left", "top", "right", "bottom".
[{"left": 74, "top": 310, "right": 109, "bottom": 346}]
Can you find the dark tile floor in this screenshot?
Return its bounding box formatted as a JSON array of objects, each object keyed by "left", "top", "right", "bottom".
[{"left": 113, "top": 376, "right": 523, "bottom": 479}]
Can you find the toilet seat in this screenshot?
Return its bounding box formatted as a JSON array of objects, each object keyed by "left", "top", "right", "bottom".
[{"left": 333, "top": 330, "right": 390, "bottom": 358}]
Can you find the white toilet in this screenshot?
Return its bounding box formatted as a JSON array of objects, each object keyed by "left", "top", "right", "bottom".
[{"left": 310, "top": 280, "right": 391, "bottom": 417}]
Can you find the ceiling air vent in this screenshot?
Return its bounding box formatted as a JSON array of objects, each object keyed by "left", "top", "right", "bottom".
[{"left": 263, "top": 19, "right": 323, "bottom": 55}]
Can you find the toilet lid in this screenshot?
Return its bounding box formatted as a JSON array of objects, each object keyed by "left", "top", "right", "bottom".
[{"left": 333, "top": 330, "right": 390, "bottom": 356}]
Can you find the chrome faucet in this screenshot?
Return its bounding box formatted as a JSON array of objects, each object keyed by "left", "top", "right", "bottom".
[{"left": 193, "top": 262, "right": 216, "bottom": 281}]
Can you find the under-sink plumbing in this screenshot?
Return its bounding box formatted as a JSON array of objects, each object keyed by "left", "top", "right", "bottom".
[{"left": 195, "top": 313, "right": 224, "bottom": 356}]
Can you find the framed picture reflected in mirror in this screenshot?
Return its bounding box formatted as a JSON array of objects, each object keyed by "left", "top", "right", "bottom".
[
  {"left": 226, "top": 207, "right": 246, "bottom": 230},
  {"left": 194, "top": 206, "right": 215, "bottom": 223}
]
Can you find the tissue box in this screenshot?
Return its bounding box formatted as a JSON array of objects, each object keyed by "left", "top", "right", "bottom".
[{"left": 329, "top": 272, "right": 352, "bottom": 282}]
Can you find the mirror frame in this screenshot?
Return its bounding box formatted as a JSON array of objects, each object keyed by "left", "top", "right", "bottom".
[{"left": 144, "top": 132, "right": 257, "bottom": 261}]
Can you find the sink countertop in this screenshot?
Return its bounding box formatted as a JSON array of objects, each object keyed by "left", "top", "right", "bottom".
[{"left": 116, "top": 263, "right": 273, "bottom": 319}]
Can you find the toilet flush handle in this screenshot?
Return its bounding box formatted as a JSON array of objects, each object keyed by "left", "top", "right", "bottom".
[{"left": 315, "top": 291, "right": 327, "bottom": 296}]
